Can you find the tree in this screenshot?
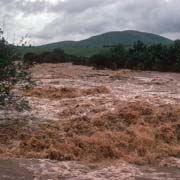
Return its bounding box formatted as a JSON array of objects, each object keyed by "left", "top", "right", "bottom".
[
  {"left": 24, "top": 52, "right": 37, "bottom": 65},
  {"left": 111, "top": 44, "right": 127, "bottom": 69},
  {"left": 125, "top": 41, "right": 147, "bottom": 69},
  {"left": 0, "top": 28, "right": 31, "bottom": 109}
]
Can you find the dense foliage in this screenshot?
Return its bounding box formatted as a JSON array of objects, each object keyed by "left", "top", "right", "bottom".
[
  {"left": 24, "top": 40, "right": 180, "bottom": 73},
  {"left": 89, "top": 40, "right": 180, "bottom": 72},
  {"left": 24, "top": 48, "right": 66, "bottom": 64},
  {"left": 24, "top": 48, "right": 85, "bottom": 65}
]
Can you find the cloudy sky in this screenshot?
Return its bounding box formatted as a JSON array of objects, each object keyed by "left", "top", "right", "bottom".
[{"left": 0, "top": 0, "right": 180, "bottom": 45}]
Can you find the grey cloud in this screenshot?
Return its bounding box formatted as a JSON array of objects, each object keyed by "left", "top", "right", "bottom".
[
  {"left": 1, "top": 0, "right": 180, "bottom": 44},
  {"left": 35, "top": 0, "right": 180, "bottom": 44},
  {"left": 50, "top": 0, "right": 113, "bottom": 14}
]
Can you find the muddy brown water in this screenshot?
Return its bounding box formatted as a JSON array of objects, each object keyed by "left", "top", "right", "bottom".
[
  {"left": 0, "top": 63, "right": 180, "bottom": 179},
  {"left": 0, "top": 159, "right": 179, "bottom": 180}
]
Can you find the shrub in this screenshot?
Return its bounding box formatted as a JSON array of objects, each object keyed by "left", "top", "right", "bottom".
[{"left": 0, "top": 29, "right": 31, "bottom": 108}]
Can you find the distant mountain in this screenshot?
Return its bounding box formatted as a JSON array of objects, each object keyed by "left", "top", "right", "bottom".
[
  {"left": 26, "top": 30, "right": 173, "bottom": 57},
  {"left": 38, "top": 30, "right": 172, "bottom": 48}
]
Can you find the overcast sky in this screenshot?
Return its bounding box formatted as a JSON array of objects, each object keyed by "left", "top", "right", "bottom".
[{"left": 0, "top": 0, "right": 180, "bottom": 45}]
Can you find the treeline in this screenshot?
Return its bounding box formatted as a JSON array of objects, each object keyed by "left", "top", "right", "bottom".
[
  {"left": 24, "top": 48, "right": 85, "bottom": 65},
  {"left": 24, "top": 48, "right": 66, "bottom": 64},
  {"left": 24, "top": 40, "right": 180, "bottom": 72},
  {"left": 89, "top": 40, "right": 180, "bottom": 72}
]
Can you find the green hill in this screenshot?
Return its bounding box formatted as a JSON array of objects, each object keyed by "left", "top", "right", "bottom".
[{"left": 25, "top": 30, "right": 173, "bottom": 57}]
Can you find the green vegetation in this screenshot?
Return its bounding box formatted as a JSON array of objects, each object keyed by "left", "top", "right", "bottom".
[
  {"left": 23, "top": 30, "right": 173, "bottom": 57},
  {"left": 0, "top": 29, "right": 31, "bottom": 108},
  {"left": 24, "top": 40, "right": 180, "bottom": 73},
  {"left": 23, "top": 30, "right": 180, "bottom": 73},
  {"left": 22, "top": 46, "right": 104, "bottom": 58},
  {"left": 89, "top": 40, "right": 180, "bottom": 72}
]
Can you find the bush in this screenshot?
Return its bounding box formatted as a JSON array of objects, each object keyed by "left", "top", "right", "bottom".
[
  {"left": 0, "top": 30, "right": 31, "bottom": 108},
  {"left": 24, "top": 48, "right": 66, "bottom": 64},
  {"left": 24, "top": 52, "right": 37, "bottom": 65}
]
